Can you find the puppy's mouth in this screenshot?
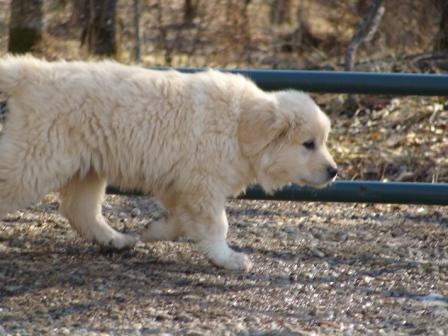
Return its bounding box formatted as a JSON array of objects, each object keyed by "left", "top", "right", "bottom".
[{"left": 297, "top": 177, "right": 334, "bottom": 189}]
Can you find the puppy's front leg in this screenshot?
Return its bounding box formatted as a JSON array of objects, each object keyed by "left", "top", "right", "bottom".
[
  {"left": 141, "top": 201, "right": 251, "bottom": 271},
  {"left": 186, "top": 206, "right": 252, "bottom": 271}
]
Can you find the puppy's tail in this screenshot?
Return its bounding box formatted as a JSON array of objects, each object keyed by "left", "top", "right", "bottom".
[{"left": 0, "top": 55, "right": 25, "bottom": 95}]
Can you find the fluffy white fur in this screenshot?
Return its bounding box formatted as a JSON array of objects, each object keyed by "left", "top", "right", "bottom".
[{"left": 0, "top": 55, "right": 336, "bottom": 270}]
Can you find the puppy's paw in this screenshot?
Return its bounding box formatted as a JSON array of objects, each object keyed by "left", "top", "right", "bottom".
[
  {"left": 140, "top": 219, "right": 179, "bottom": 242},
  {"left": 211, "top": 251, "right": 253, "bottom": 271},
  {"left": 102, "top": 232, "right": 138, "bottom": 251}
]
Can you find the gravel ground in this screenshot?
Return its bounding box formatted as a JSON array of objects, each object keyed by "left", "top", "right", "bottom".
[{"left": 0, "top": 194, "right": 447, "bottom": 336}]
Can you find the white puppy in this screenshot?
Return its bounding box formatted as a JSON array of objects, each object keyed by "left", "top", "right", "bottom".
[{"left": 0, "top": 56, "right": 336, "bottom": 270}]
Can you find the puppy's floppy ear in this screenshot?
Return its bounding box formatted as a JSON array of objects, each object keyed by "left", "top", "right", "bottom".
[{"left": 238, "top": 98, "right": 289, "bottom": 157}]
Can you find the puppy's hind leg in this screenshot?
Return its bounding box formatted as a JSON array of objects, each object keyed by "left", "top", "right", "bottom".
[
  {"left": 0, "top": 142, "right": 70, "bottom": 218},
  {"left": 59, "top": 171, "right": 137, "bottom": 250}
]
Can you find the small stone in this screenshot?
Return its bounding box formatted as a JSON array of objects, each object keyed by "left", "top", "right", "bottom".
[
  {"left": 312, "top": 232, "right": 323, "bottom": 240},
  {"left": 73, "top": 328, "right": 89, "bottom": 335},
  {"left": 132, "top": 323, "right": 143, "bottom": 330},
  {"left": 363, "top": 276, "right": 374, "bottom": 283},
  {"left": 131, "top": 208, "right": 142, "bottom": 217},
  {"left": 140, "top": 328, "right": 162, "bottom": 335},
  {"left": 284, "top": 226, "right": 296, "bottom": 234},
  {"left": 311, "top": 247, "right": 325, "bottom": 258},
  {"left": 87, "top": 332, "right": 101, "bottom": 336},
  {"left": 318, "top": 283, "right": 331, "bottom": 290},
  {"left": 185, "top": 330, "right": 206, "bottom": 336},
  {"left": 174, "top": 313, "right": 193, "bottom": 322},
  {"left": 244, "top": 316, "right": 260, "bottom": 324},
  {"left": 58, "top": 327, "right": 71, "bottom": 335},
  {"left": 155, "top": 313, "right": 170, "bottom": 321},
  {"left": 417, "top": 207, "right": 427, "bottom": 214}
]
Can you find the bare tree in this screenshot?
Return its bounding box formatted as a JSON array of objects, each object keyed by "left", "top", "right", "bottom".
[
  {"left": 184, "top": 0, "right": 198, "bottom": 25},
  {"left": 434, "top": 0, "right": 448, "bottom": 53},
  {"left": 270, "top": 0, "right": 292, "bottom": 25},
  {"left": 8, "top": 0, "right": 43, "bottom": 54},
  {"left": 133, "top": 0, "right": 141, "bottom": 62},
  {"left": 286, "top": 1, "right": 321, "bottom": 54},
  {"left": 345, "top": 0, "right": 384, "bottom": 111},
  {"left": 345, "top": 0, "right": 385, "bottom": 72},
  {"left": 68, "top": 0, "right": 88, "bottom": 28},
  {"left": 154, "top": 0, "right": 171, "bottom": 65},
  {"left": 80, "top": 0, "right": 118, "bottom": 57}
]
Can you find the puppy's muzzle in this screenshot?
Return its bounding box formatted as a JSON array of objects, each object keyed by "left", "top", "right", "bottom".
[{"left": 326, "top": 165, "right": 338, "bottom": 179}]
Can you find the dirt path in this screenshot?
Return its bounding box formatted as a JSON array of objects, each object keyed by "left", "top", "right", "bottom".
[{"left": 1, "top": 194, "right": 447, "bottom": 335}]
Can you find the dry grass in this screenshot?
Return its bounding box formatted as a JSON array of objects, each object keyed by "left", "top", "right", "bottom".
[{"left": 321, "top": 95, "right": 448, "bottom": 182}]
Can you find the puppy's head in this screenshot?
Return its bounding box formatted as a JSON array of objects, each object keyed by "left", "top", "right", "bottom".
[{"left": 238, "top": 89, "right": 337, "bottom": 193}]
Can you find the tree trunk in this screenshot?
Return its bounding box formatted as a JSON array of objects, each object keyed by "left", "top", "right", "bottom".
[
  {"left": 270, "top": 0, "right": 292, "bottom": 25},
  {"left": 133, "top": 0, "right": 141, "bottom": 62},
  {"left": 345, "top": 0, "right": 384, "bottom": 72},
  {"left": 345, "top": 0, "right": 384, "bottom": 112},
  {"left": 8, "top": 0, "right": 43, "bottom": 54},
  {"left": 434, "top": 0, "right": 448, "bottom": 53},
  {"left": 184, "top": 0, "right": 198, "bottom": 25},
  {"left": 69, "top": 0, "right": 89, "bottom": 27},
  {"left": 81, "top": 0, "right": 117, "bottom": 57}
]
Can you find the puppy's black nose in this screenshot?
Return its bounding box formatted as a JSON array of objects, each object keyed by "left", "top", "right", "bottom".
[{"left": 326, "top": 166, "right": 338, "bottom": 179}]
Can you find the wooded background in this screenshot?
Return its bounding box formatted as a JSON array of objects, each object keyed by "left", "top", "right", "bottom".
[
  {"left": 1, "top": 0, "right": 447, "bottom": 183},
  {"left": 2, "top": 0, "right": 448, "bottom": 72}
]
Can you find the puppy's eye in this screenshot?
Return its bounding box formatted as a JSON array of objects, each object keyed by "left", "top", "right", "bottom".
[{"left": 302, "top": 140, "right": 315, "bottom": 150}]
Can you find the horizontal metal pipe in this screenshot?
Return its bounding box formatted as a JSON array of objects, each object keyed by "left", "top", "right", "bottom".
[
  {"left": 155, "top": 67, "right": 448, "bottom": 95},
  {"left": 240, "top": 181, "right": 448, "bottom": 205},
  {"left": 107, "top": 181, "right": 448, "bottom": 205}
]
